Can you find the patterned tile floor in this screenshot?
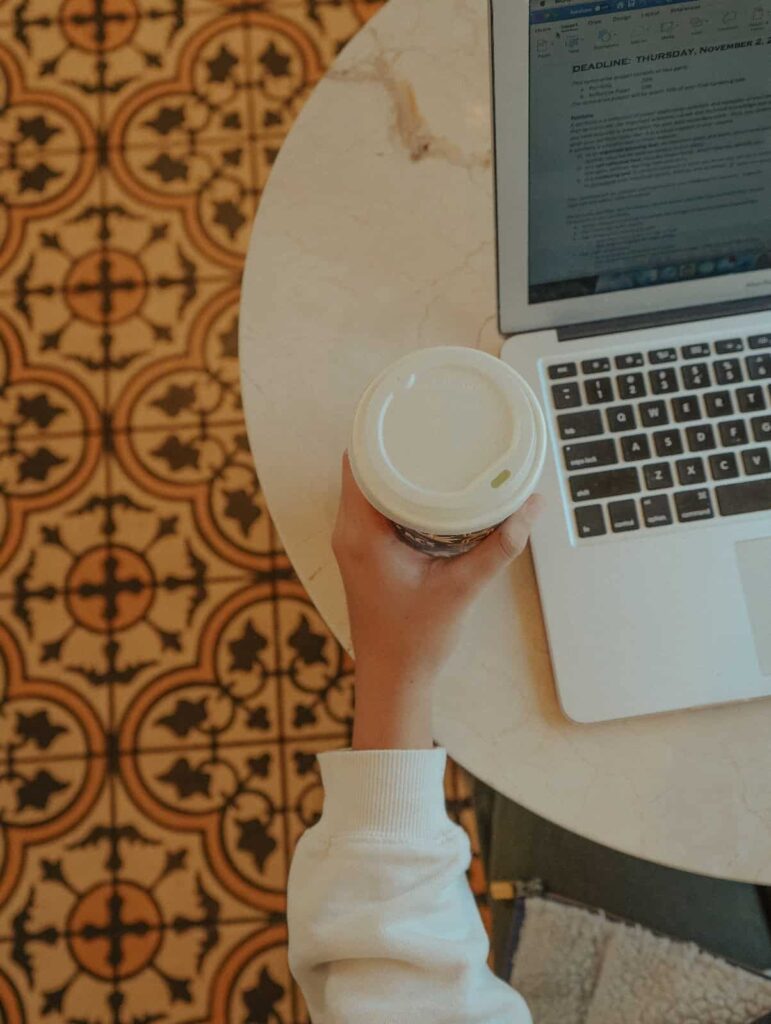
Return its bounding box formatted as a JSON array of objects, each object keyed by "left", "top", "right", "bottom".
[{"left": 0, "top": 1, "right": 492, "bottom": 1021}]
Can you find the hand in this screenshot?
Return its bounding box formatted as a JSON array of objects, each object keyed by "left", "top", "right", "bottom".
[{"left": 332, "top": 451, "right": 545, "bottom": 749}]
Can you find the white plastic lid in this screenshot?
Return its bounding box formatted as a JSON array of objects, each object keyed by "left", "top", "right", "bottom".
[{"left": 350, "top": 346, "right": 547, "bottom": 535}]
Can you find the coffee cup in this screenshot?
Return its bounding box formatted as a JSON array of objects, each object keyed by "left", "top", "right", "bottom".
[{"left": 349, "top": 346, "right": 547, "bottom": 557}]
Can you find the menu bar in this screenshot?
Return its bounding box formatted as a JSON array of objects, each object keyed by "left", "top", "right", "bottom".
[{"left": 530, "top": 0, "right": 698, "bottom": 23}]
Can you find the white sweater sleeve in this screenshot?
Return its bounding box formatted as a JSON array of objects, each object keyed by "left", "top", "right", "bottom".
[{"left": 287, "top": 747, "right": 531, "bottom": 1024}]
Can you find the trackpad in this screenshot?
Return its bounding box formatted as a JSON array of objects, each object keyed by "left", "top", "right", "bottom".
[{"left": 735, "top": 537, "right": 771, "bottom": 676}]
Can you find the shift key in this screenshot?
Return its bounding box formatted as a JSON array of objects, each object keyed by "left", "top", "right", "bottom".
[
  {"left": 557, "top": 409, "right": 603, "bottom": 439},
  {"left": 569, "top": 467, "right": 640, "bottom": 502}
]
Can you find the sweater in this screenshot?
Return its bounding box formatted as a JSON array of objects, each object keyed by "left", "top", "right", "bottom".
[{"left": 287, "top": 746, "right": 531, "bottom": 1023}]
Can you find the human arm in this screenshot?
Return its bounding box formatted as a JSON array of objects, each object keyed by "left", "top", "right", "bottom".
[
  {"left": 288, "top": 747, "right": 533, "bottom": 1023},
  {"left": 287, "top": 452, "right": 543, "bottom": 1022}
]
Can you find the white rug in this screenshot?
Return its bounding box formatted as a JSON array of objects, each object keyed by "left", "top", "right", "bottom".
[{"left": 510, "top": 895, "right": 771, "bottom": 1024}]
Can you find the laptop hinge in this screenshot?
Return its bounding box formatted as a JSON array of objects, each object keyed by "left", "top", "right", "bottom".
[{"left": 555, "top": 296, "right": 771, "bottom": 342}]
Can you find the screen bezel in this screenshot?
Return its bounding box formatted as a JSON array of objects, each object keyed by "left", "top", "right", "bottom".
[{"left": 489, "top": 0, "right": 771, "bottom": 336}]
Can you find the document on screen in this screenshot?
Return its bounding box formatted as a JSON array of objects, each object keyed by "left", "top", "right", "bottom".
[{"left": 528, "top": 0, "right": 771, "bottom": 302}]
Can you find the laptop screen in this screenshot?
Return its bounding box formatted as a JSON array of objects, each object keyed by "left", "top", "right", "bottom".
[{"left": 528, "top": 0, "right": 771, "bottom": 305}]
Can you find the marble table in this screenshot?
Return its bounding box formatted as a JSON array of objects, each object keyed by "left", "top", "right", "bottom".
[{"left": 239, "top": 0, "right": 770, "bottom": 884}]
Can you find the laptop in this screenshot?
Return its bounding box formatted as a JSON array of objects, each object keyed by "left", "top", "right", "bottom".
[{"left": 489, "top": 0, "right": 771, "bottom": 722}]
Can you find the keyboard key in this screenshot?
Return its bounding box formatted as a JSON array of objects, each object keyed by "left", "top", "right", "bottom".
[
  {"left": 617, "top": 373, "right": 646, "bottom": 400},
  {"left": 747, "top": 353, "right": 770, "bottom": 380},
  {"left": 639, "top": 400, "right": 668, "bottom": 427},
  {"left": 704, "top": 390, "right": 734, "bottom": 417},
  {"left": 715, "top": 338, "right": 743, "bottom": 354},
  {"left": 751, "top": 414, "right": 771, "bottom": 441},
  {"left": 741, "top": 447, "right": 771, "bottom": 475},
  {"left": 736, "top": 386, "right": 766, "bottom": 412},
  {"left": 675, "top": 457, "right": 706, "bottom": 485},
  {"left": 649, "top": 368, "right": 678, "bottom": 394},
  {"left": 648, "top": 348, "right": 677, "bottom": 364},
  {"left": 608, "top": 499, "right": 639, "bottom": 533},
  {"left": 548, "top": 362, "right": 577, "bottom": 380},
  {"left": 681, "top": 343, "right": 710, "bottom": 359},
  {"left": 551, "top": 382, "right": 582, "bottom": 409},
  {"left": 643, "top": 462, "right": 674, "bottom": 490},
  {"left": 719, "top": 419, "right": 748, "bottom": 446},
  {"left": 606, "top": 404, "right": 636, "bottom": 432},
  {"left": 584, "top": 376, "right": 614, "bottom": 404},
  {"left": 574, "top": 504, "right": 606, "bottom": 538},
  {"left": 675, "top": 488, "right": 714, "bottom": 522},
  {"left": 748, "top": 334, "right": 771, "bottom": 350},
  {"left": 709, "top": 452, "right": 739, "bottom": 481},
  {"left": 615, "top": 352, "right": 644, "bottom": 369},
  {"left": 715, "top": 479, "right": 771, "bottom": 516},
  {"left": 686, "top": 424, "right": 716, "bottom": 451},
  {"left": 653, "top": 428, "right": 684, "bottom": 456},
  {"left": 681, "top": 362, "right": 710, "bottom": 389},
  {"left": 620, "top": 434, "right": 650, "bottom": 461},
  {"left": 642, "top": 494, "right": 673, "bottom": 527},
  {"left": 562, "top": 438, "right": 617, "bottom": 471},
  {"left": 557, "top": 409, "right": 604, "bottom": 440},
  {"left": 569, "top": 467, "right": 641, "bottom": 502},
  {"left": 672, "top": 395, "right": 701, "bottom": 422},
  {"left": 582, "top": 357, "right": 611, "bottom": 374},
  {"left": 714, "top": 358, "right": 743, "bottom": 385},
  {"left": 718, "top": 419, "right": 748, "bottom": 446}
]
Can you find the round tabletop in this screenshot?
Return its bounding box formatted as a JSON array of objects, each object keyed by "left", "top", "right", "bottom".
[{"left": 239, "top": 0, "right": 771, "bottom": 884}]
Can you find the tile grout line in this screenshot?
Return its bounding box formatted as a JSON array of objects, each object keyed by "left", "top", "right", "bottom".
[
  {"left": 0, "top": 580, "right": 278, "bottom": 606},
  {"left": 0, "top": 729, "right": 353, "bottom": 767},
  {"left": 0, "top": 551, "right": 294, "bottom": 603},
  {"left": 0, "top": 272, "right": 240, "bottom": 300},
  {"left": 232, "top": 28, "right": 308, "bottom": 1016},
  {"left": 240, "top": 2, "right": 264, "bottom": 225},
  {"left": 94, "top": 17, "right": 127, "bottom": 1012},
  {"left": 268, "top": 513, "right": 300, "bottom": 1022},
  {"left": 0, "top": 913, "right": 288, "bottom": 949},
  {"left": 3, "top": 133, "right": 280, "bottom": 159},
  {"left": 0, "top": 420, "right": 251, "bottom": 444},
  {"left": 0, "top": 572, "right": 260, "bottom": 602}
]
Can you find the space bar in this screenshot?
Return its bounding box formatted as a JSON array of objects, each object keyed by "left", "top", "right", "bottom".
[{"left": 715, "top": 479, "right": 771, "bottom": 516}]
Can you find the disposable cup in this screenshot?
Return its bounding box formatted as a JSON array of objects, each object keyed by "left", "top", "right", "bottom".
[{"left": 349, "top": 346, "right": 547, "bottom": 557}]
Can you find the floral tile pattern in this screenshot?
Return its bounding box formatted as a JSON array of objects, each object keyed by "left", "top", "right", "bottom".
[{"left": 0, "top": 1, "right": 492, "bottom": 1020}]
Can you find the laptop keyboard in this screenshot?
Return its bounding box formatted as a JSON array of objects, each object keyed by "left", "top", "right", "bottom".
[{"left": 544, "top": 334, "right": 771, "bottom": 540}]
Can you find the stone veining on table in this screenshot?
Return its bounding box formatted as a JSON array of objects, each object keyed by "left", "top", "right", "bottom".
[{"left": 328, "top": 29, "right": 492, "bottom": 170}]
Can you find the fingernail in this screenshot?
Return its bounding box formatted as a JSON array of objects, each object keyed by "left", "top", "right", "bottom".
[{"left": 526, "top": 493, "right": 545, "bottom": 517}]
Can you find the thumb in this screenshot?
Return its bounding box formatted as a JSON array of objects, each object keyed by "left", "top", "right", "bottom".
[{"left": 449, "top": 493, "right": 545, "bottom": 596}]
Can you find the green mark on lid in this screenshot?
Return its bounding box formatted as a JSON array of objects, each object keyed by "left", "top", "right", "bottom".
[{"left": 491, "top": 469, "right": 511, "bottom": 489}]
